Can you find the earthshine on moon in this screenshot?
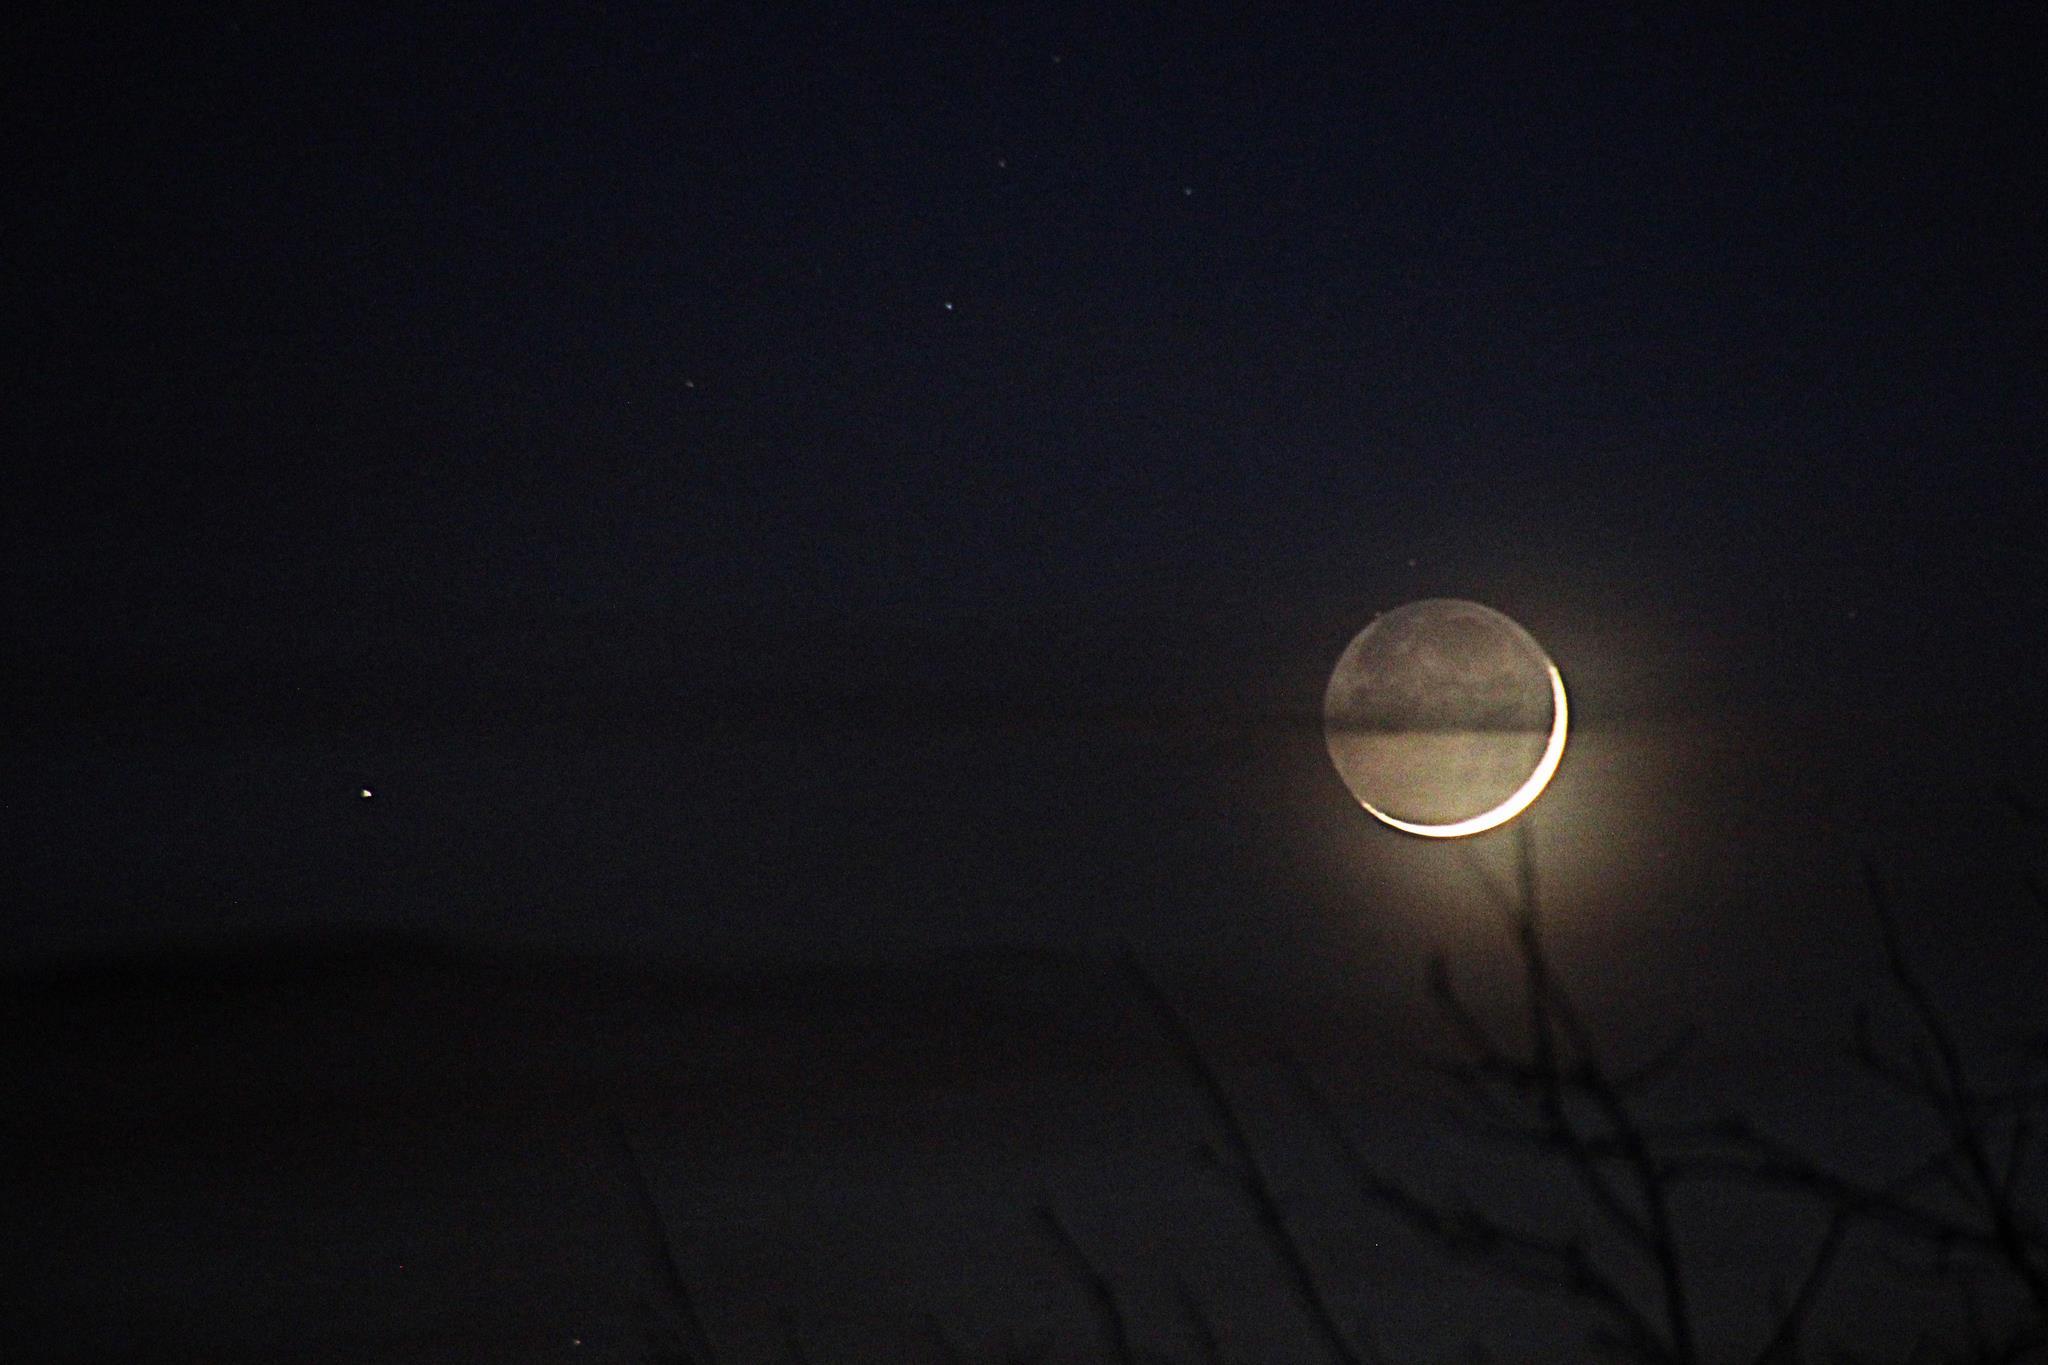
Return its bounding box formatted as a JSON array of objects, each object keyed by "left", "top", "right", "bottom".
[{"left": 1323, "top": 600, "right": 1568, "bottom": 838}]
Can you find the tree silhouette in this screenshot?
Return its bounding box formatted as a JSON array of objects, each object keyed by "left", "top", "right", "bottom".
[{"left": 1288, "top": 828, "right": 2048, "bottom": 1363}]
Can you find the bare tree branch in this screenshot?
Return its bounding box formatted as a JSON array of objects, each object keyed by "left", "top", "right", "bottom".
[
  {"left": 1037, "top": 1202, "right": 1141, "bottom": 1365},
  {"left": 1173, "top": 1273, "right": 1230, "bottom": 1365},
  {"left": 1865, "top": 862, "right": 2048, "bottom": 1312},
  {"left": 1115, "top": 940, "right": 1370, "bottom": 1365},
  {"left": 1749, "top": 1204, "right": 1854, "bottom": 1365},
  {"left": 611, "top": 1114, "right": 720, "bottom": 1365},
  {"left": 1289, "top": 1051, "right": 1677, "bottom": 1364}
]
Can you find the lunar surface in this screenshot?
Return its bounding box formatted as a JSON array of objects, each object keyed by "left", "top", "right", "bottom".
[{"left": 1323, "top": 599, "right": 1566, "bottom": 836}]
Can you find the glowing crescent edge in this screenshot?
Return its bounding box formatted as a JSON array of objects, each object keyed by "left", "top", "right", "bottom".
[{"left": 1360, "top": 664, "right": 1569, "bottom": 839}]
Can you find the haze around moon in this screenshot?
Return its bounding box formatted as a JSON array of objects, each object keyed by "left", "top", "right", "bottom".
[{"left": 1323, "top": 600, "right": 1567, "bottom": 838}]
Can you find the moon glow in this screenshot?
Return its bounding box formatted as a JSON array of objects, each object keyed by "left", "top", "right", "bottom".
[{"left": 1323, "top": 600, "right": 1568, "bottom": 838}]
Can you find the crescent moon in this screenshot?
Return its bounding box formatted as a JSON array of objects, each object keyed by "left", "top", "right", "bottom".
[{"left": 1352, "top": 662, "right": 1568, "bottom": 838}]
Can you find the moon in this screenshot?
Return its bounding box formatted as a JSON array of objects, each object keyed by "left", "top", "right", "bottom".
[{"left": 1323, "top": 599, "right": 1568, "bottom": 838}]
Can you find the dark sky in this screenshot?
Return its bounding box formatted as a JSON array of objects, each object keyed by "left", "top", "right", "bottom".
[
  {"left": 17, "top": 5, "right": 2045, "bottom": 633},
  {"left": 9, "top": 7, "right": 2048, "bottom": 1360},
  {"left": 13, "top": 3, "right": 2048, "bottom": 965}
]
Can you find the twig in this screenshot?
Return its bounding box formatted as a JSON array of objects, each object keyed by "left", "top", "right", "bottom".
[
  {"left": 1037, "top": 1203, "right": 1141, "bottom": 1365},
  {"left": 1747, "top": 1203, "right": 1853, "bottom": 1365},
  {"left": 1865, "top": 861, "right": 2048, "bottom": 1311},
  {"left": 1173, "top": 1273, "right": 1230, "bottom": 1365},
  {"left": 1288, "top": 1054, "right": 1674, "bottom": 1364},
  {"left": 611, "top": 1114, "right": 719, "bottom": 1364},
  {"left": 1115, "top": 940, "right": 1369, "bottom": 1365},
  {"left": 1509, "top": 822, "right": 1698, "bottom": 1365}
]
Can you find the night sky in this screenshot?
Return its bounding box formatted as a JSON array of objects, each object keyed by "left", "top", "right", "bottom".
[{"left": 10, "top": 5, "right": 2048, "bottom": 1362}]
